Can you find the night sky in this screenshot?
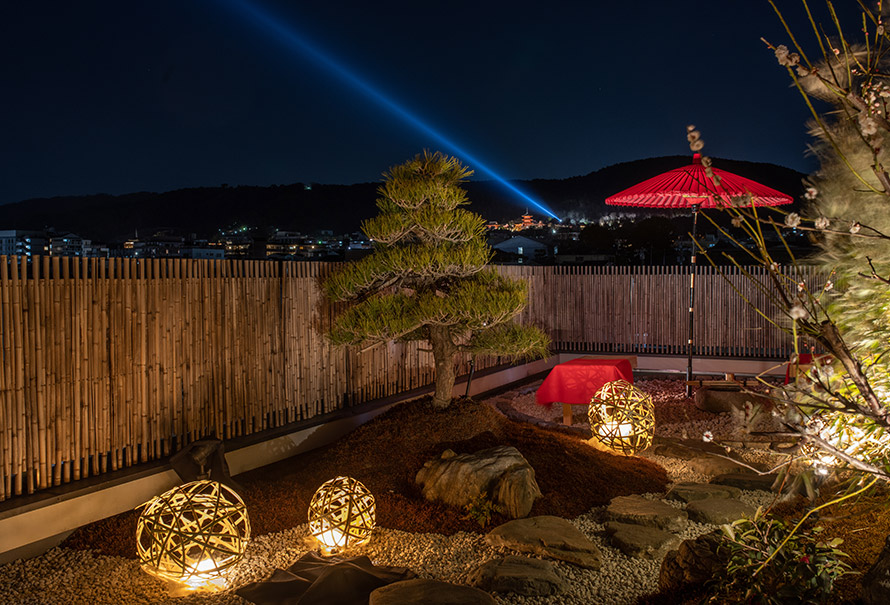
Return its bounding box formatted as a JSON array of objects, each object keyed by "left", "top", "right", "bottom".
[{"left": 0, "top": 1, "right": 865, "bottom": 206}]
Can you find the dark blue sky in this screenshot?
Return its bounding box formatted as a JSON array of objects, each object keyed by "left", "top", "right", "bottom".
[{"left": 0, "top": 1, "right": 863, "bottom": 206}]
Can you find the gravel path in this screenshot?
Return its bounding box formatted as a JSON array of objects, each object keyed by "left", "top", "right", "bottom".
[{"left": 0, "top": 377, "right": 781, "bottom": 604}]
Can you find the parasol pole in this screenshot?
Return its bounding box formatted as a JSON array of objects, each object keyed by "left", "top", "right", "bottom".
[{"left": 686, "top": 203, "right": 700, "bottom": 397}]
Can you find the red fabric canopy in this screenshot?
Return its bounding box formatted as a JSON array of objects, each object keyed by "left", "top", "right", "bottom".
[
  {"left": 535, "top": 358, "right": 633, "bottom": 406},
  {"left": 605, "top": 154, "right": 793, "bottom": 209}
]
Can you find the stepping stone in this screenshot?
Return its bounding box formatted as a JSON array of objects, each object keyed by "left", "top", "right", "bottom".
[
  {"left": 685, "top": 455, "right": 747, "bottom": 476},
  {"left": 666, "top": 482, "right": 742, "bottom": 503},
  {"left": 370, "top": 579, "right": 495, "bottom": 605},
  {"left": 603, "top": 521, "right": 681, "bottom": 560},
  {"left": 485, "top": 515, "right": 602, "bottom": 570},
  {"left": 686, "top": 498, "right": 755, "bottom": 525},
  {"left": 604, "top": 495, "right": 688, "bottom": 532},
  {"left": 711, "top": 472, "right": 778, "bottom": 492},
  {"left": 650, "top": 437, "right": 728, "bottom": 460},
  {"left": 468, "top": 555, "right": 565, "bottom": 596}
]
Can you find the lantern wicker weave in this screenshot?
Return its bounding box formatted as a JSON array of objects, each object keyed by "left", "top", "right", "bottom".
[
  {"left": 136, "top": 480, "right": 250, "bottom": 587},
  {"left": 588, "top": 380, "right": 655, "bottom": 456},
  {"left": 308, "top": 476, "right": 376, "bottom": 553}
]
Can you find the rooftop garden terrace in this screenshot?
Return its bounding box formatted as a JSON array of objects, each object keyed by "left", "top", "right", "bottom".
[{"left": 4, "top": 3, "right": 890, "bottom": 602}]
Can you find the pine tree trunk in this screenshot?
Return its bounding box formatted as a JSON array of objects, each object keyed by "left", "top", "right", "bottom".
[{"left": 429, "top": 325, "right": 457, "bottom": 408}]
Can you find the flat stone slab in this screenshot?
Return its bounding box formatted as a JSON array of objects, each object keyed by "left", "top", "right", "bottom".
[
  {"left": 666, "top": 482, "right": 742, "bottom": 503},
  {"left": 468, "top": 555, "right": 565, "bottom": 596},
  {"left": 485, "top": 515, "right": 602, "bottom": 570},
  {"left": 370, "top": 579, "right": 495, "bottom": 605},
  {"left": 711, "top": 472, "right": 778, "bottom": 492},
  {"left": 650, "top": 437, "right": 728, "bottom": 460},
  {"left": 604, "top": 495, "right": 688, "bottom": 532},
  {"left": 685, "top": 455, "right": 747, "bottom": 476},
  {"left": 686, "top": 498, "right": 756, "bottom": 525},
  {"left": 604, "top": 521, "right": 681, "bottom": 560}
]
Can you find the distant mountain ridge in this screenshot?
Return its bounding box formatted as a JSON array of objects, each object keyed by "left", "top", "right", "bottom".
[{"left": 0, "top": 156, "right": 806, "bottom": 242}]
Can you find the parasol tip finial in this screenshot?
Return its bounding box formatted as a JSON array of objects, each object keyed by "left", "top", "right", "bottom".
[{"left": 692, "top": 153, "right": 702, "bottom": 164}]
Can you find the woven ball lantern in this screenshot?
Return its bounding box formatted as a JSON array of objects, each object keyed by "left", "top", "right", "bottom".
[
  {"left": 308, "top": 476, "right": 375, "bottom": 554},
  {"left": 588, "top": 380, "right": 655, "bottom": 456},
  {"left": 136, "top": 480, "right": 250, "bottom": 589}
]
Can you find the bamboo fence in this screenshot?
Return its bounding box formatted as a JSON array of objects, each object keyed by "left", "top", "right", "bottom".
[{"left": 0, "top": 257, "right": 817, "bottom": 501}]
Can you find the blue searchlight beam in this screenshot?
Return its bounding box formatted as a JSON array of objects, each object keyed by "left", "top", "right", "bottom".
[{"left": 217, "top": 0, "right": 561, "bottom": 221}]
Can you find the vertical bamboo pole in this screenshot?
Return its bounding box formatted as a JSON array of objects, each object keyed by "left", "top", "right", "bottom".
[{"left": 0, "top": 257, "right": 11, "bottom": 499}]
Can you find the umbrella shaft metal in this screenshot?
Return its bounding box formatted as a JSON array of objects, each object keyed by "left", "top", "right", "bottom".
[{"left": 686, "top": 205, "right": 700, "bottom": 397}]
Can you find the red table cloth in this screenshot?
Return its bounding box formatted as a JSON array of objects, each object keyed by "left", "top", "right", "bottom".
[{"left": 536, "top": 358, "right": 634, "bottom": 406}]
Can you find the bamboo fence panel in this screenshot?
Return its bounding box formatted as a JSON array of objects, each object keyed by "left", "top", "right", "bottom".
[{"left": 0, "top": 257, "right": 817, "bottom": 501}]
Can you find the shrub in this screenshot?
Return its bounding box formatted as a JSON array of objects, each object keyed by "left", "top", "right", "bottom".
[{"left": 707, "top": 507, "right": 851, "bottom": 604}]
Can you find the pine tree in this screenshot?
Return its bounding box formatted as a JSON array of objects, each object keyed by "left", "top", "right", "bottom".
[{"left": 324, "top": 151, "right": 550, "bottom": 408}]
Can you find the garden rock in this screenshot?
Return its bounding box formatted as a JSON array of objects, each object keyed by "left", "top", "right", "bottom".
[
  {"left": 686, "top": 497, "right": 755, "bottom": 525},
  {"left": 370, "top": 579, "right": 496, "bottom": 605},
  {"left": 467, "top": 555, "right": 565, "bottom": 596},
  {"left": 659, "top": 530, "right": 725, "bottom": 593},
  {"left": 485, "top": 515, "right": 602, "bottom": 570},
  {"left": 694, "top": 387, "right": 770, "bottom": 414},
  {"left": 711, "top": 472, "right": 779, "bottom": 492},
  {"left": 603, "top": 521, "right": 681, "bottom": 560},
  {"left": 862, "top": 533, "right": 890, "bottom": 604},
  {"left": 415, "top": 445, "right": 542, "bottom": 518},
  {"left": 666, "top": 482, "right": 742, "bottom": 503},
  {"left": 604, "top": 495, "right": 688, "bottom": 532}
]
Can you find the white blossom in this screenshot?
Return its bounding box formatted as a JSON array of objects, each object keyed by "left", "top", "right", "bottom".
[
  {"left": 702, "top": 431, "right": 714, "bottom": 443},
  {"left": 879, "top": 24, "right": 886, "bottom": 36},
  {"left": 804, "top": 187, "right": 818, "bottom": 201},
  {"left": 731, "top": 216, "right": 743, "bottom": 228},
  {"left": 815, "top": 216, "right": 830, "bottom": 230},
  {"left": 859, "top": 114, "right": 879, "bottom": 136},
  {"left": 775, "top": 45, "right": 799, "bottom": 67},
  {"left": 824, "top": 280, "right": 834, "bottom": 291},
  {"left": 797, "top": 281, "right": 806, "bottom": 293},
  {"left": 784, "top": 212, "right": 801, "bottom": 228},
  {"left": 789, "top": 304, "right": 809, "bottom": 320},
  {"left": 686, "top": 124, "right": 697, "bottom": 133},
  {"left": 769, "top": 261, "right": 780, "bottom": 272},
  {"left": 850, "top": 222, "right": 862, "bottom": 234},
  {"left": 690, "top": 139, "right": 704, "bottom": 152}
]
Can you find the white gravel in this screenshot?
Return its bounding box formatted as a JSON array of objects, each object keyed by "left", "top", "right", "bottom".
[
  {"left": 0, "top": 376, "right": 781, "bottom": 604},
  {"left": 0, "top": 488, "right": 776, "bottom": 605}
]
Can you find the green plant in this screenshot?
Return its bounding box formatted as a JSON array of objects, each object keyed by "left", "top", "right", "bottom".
[
  {"left": 461, "top": 495, "right": 504, "bottom": 528},
  {"left": 707, "top": 507, "right": 851, "bottom": 604},
  {"left": 324, "top": 151, "right": 550, "bottom": 408}
]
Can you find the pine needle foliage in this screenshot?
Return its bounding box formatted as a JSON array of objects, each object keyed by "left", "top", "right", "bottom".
[{"left": 324, "top": 151, "right": 550, "bottom": 408}]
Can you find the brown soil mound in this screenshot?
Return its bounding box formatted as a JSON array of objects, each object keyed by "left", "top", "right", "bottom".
[{"left": 62, "top": 397, "right": 668, "bottom": 559}]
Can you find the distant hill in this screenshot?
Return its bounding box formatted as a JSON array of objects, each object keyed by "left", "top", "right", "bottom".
[{"left": 0, "top": 156, "right": 806, "bottom": 242}]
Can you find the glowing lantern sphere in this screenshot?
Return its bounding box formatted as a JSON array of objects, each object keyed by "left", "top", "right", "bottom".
[
  {"left": 136, "top": 480, "right": 250, "bottom": 589},
  {"left": 308, "top": 476, "right": 376, "bottom": 553},
  {"left": 588, "top": 380, "right": 655, "bottom": 456}
]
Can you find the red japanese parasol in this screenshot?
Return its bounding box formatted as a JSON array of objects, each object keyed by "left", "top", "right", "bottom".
[
  {"left": 605, "top": 154, "right": 793, "bottom": 208},
  {"left": 605, "top": 154, "right": 793, "bottom": 394}
]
